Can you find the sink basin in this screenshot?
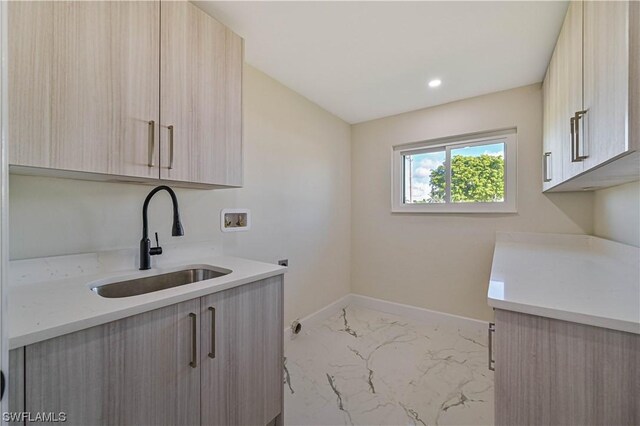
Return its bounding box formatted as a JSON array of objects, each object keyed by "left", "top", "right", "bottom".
[{"left": 91, "top": 267, "right": 230, "bottom": 298}]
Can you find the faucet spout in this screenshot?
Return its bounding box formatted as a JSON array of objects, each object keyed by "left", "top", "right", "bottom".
[{"left": 140, "top": 185, "right": 184, "bottom": 270}]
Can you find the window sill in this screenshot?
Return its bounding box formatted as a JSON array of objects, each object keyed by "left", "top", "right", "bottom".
[{"left": 391, "top": 203, "right": 517, "bottom": 214}]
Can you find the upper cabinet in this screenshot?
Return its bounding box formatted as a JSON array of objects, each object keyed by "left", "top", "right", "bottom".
[
  {"left": 160, "top": 2, "right": 243, "bottom": 186},
  {"left": 582, "top": 1, "right": 630, "bottom": 170},
  {"left": 543, "top": 1, "right": 583, "bottom": 190},
  {"left": 8, "top": 1, "right": 243, "bottom": 188},
  {"left": 9, "top": 1, "right": 160, "bottom": 180},
  {"left": 542, "top": 1, "right": 639, "bottom": 192}
]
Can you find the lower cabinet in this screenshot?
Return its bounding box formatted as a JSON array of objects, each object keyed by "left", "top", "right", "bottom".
[
  {"left": 493, "top": 309, "right": 640, "bottom": 426},
  {"left": 9, "top": 275, "right": 284, "bottom": 426},
  {"left": 201, "top": 277, "right": 283, "bottom": 426}
]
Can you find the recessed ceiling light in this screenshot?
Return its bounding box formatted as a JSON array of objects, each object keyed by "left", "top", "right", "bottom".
[{"left": 428, "top": 79, "right": 442, "bottom": 88}]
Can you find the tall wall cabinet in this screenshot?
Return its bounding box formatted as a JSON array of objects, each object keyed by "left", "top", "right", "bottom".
[
  {"left": 9, "top": 1, "right": 243, "bottom": 188},
  {"left": 542, "top": 1, "right": 639, "bottom": 191}
]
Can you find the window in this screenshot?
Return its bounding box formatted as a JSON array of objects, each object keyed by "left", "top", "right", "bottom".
[{"left": 392, "top": 129, "right": 517, "bottom": 213}]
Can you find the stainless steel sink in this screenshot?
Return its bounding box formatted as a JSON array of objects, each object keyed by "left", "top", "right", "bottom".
[{"left": 91, "top": 267, "right": 230, "bottom": 298}]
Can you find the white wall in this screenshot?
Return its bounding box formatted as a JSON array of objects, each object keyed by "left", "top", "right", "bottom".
[
  {"left": 351, "top": 84, "right": 594, "bottom": 322},
  {"left": 593, "top": 181, "right": 640, "bottom": 247},
  {"left": 11, "top": 65, "right": 630, "bottom": 326},
  {"left": 9, "top": 65, "right": 352, "bottom": 325}
]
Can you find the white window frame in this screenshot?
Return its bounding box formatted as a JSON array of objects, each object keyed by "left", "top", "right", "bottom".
[{"left": 391, "top": 128, "right": 517, "bottom": 214}]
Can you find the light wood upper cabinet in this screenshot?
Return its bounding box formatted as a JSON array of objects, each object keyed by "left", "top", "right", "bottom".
[
  {"left": 542, "top": 52, "right": 561, "bottom": 190},
  {"left": 558, "top": 1, "right": 584, "bottom": 181},
  {"left": 542, "top": 1, "right": 639, "bottom": 192},
  {"left": 8, "top": 1, "right": 243, "bottom": 188},
  {"left": 542, "top": 1, "right": 583, "bottom": 189},
  {"left": 160, "top": 1, "right": 243, "bottom": 187},
  {"left": 9, "top": 1, "right": 160, "bottom": 179},
  {"left": 583, "top": 1, "right": 630, "bottom": 170},
  {"left": 8, "top": 1, "right": 53, "bottom": 169}
]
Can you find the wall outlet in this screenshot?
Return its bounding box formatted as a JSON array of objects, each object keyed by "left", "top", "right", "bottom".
[{"left": 278, "top": 259, "right": 288, "bottom": 267}]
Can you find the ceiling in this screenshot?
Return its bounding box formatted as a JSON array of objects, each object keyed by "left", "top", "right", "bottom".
[{"left": 194, "top": 1, "right": 569, "bottom": 124}]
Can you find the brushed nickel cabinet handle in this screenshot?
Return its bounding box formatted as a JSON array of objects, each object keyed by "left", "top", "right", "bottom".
[
  {"left": 543, "top": 152, "right": 552, "bottom": 182},
  {"left": 488, "top": 322, "right": 495, "bottom": 371},
  {"left": 208, "top": 307, "right": 216, "bottom": 359},
  {"left": 168, "top": 125, "right": 174, "bottom": 170},
  {"left": 574, "top": 110, "right": 588, "bottom": 161},
  {"left": 148, "top": 121, "right": 155, "bottom": 167},
  {"left": 570, "top": 116, "right": 577, "bottom": 162},
  {"left": 189, "top": 313, "right": 197, "bottom": 368}
]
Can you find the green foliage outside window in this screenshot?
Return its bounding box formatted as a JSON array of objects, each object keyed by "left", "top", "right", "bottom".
[{"left": 428, "top": 154, "right": 504, "bottom": 202}]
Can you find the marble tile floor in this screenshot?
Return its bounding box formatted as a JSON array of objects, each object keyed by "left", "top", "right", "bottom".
[{"left": 283, "top": 304, "right": 494, "bottom": 426}]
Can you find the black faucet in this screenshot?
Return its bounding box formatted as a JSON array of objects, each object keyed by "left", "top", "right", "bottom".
[{"left": 140, "top": 185, "right": 184, "bottom": 270}]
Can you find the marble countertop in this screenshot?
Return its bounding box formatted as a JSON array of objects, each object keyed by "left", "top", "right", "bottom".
[
  {"left": 488, "top": 232, "right": 640, "bottom": 334},
  {"left": 9, "top": 245, "right": 286, "bottom": 349}
]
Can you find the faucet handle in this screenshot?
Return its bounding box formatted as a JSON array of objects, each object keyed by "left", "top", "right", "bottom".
[{"left": 150, "top": 232, "right": 163, "bottom": 256}]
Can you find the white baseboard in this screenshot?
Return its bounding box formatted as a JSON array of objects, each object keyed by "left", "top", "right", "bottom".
[
  {"left": 285, "top": 293, "right": 488, "bottom": 339},
  {"left": 349, "top": 293, "right": 488, "bottom": 331}
]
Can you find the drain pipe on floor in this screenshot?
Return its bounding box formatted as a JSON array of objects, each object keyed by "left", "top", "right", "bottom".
[{"left": 291, "top": 320, "right": 302, "bottom": 335}]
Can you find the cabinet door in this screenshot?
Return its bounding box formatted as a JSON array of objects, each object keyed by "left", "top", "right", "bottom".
[
  {"left": 9, "top": 1, "right": 160, "bottom": 178},
  {"left": 583, "top": 1, "right": 630, "bottom": 170},
  {"left": 8, "top": 1, "right": 53, "bottom": 169},
  {"left": 494, "top": 309, "right": 640, "bottom": 426},
  {"left": 24, "top": 300, "right": 200, "bottom": 426},
  {"left": 557, "top": 1, "right": 584, "bottom": 180},
  {"left": 542, "top": 46, "right": 564, "bottom": 189},
  {"left": 542, "top": 1, "right": 583, "bottom": 190},
  {"left": 200, "top": 276, "right": 284, "bottom": 426},
  {"left": 160, "top": 1, "right": 243, "bottom": 186}
]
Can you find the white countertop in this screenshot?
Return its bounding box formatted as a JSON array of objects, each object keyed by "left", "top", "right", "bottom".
[
  {"left": 9, "top": 246, "right": 286, "bottom": 349},
  {"left": 488, "top": 232, "right": 640, "bottom": 334}
]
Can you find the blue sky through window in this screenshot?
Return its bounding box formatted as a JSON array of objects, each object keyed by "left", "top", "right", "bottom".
[
  {"left": 404, "top": 142, "right": 504, "bottom": 203},
  {"left": 451, "top": 142, "right": 504, "bottom": 158},
  {"left": 404, "top": 150, "right": 445, "bottom": 203}
]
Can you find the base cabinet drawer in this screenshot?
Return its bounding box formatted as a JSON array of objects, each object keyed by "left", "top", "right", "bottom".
[
  {"left": 8, "top": 275, "right": 284, "bottom": 426},
  {"left": 493, "top": 309, "right": 640, "bottom": 425}
]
